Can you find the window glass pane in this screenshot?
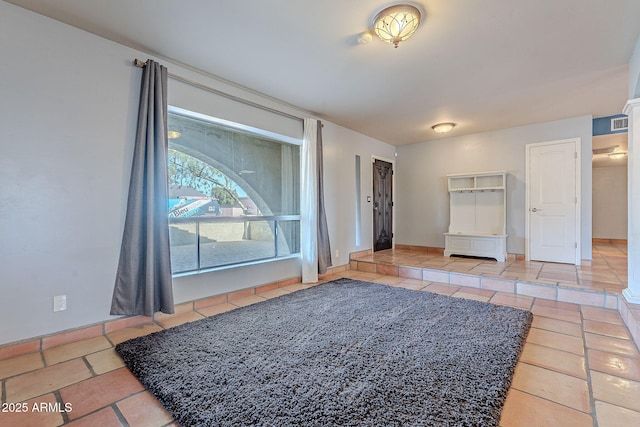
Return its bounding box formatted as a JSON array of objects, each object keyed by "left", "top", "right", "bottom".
[
  {"left": 169, "top": 222, "right": 198, "bottom": 273},
  {"left": 277, "top": 220, "right": 300, "bottom": 256},
  {"left": 167, "top": 108, "right": 300, "bottom": 274},
  {"left": 198, "top": 220, "right": 276, "bottom": 269}
]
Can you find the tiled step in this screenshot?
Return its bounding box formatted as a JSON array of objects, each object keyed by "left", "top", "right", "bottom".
[{"left": 351, "top": 258, "right": 619, "bottom": 309}]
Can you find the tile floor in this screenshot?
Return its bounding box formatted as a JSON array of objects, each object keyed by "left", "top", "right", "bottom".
[
  {"left": 352, "top": 240, "right": 628, "bottom": 295},
  {"left": 1, "top": 244, "right": 639, "bottom": 426}
]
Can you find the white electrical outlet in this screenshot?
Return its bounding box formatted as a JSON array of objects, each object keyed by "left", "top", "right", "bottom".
[
  {"left": 53, "top": 295, "right": 67, "bottom": 312},
  {"left": 335, "top": 249, "right": 340, "bottom": 258}
]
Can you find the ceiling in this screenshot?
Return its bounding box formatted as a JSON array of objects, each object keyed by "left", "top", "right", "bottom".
[
  {"left": 592, "top": 133, "right": 628, "bottom": 167},
  {"left": 7, "top": 0, "right": 640, "bottom": 145}
]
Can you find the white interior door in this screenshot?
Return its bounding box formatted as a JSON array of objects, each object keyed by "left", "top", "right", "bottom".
[{"left": 527, "top": 139, "right": 580, "bottom": 264}]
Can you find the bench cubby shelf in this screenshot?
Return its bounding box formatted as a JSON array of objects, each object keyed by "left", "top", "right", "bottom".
[{"left": 444, "top": 171, "right": 507, "bottom": 262}]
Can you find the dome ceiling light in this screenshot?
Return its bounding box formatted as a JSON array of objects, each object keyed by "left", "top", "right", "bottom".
[
  {"left": 432, "top": 122, "right": 456, "bottom": 134},
  {"left": 372, "top": 4, "right": 422, "bottom": 48}
]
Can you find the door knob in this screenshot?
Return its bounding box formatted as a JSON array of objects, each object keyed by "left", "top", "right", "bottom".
[{"left": 530, "top": 207, "right": 542, "bottom": 212}]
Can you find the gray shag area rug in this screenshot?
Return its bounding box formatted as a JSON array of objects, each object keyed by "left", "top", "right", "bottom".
[{"left": 116, "top": 278, "right": 532, "bottom": 426}]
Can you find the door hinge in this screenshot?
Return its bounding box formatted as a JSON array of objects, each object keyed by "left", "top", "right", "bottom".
[
  {"left": 575, "top": 242, "right": 578, "bottom": 248},
  {"left": 575, "top": 152, "right": 578, "bottom": 159}
]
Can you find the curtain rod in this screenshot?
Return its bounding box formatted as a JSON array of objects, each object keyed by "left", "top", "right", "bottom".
[{"left": 133, "top": 59, "right": 303, "bottom": 123}]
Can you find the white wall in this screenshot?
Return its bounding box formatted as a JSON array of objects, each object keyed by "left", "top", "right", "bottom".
[
  {"left": 321, "top": 124, "right": 396, "bottom": 262},
  {"left": 593, "top": 165, "right": 628, "bottom": 240},
  {"left": 395, "top": 117, "right": 593, "bottom": 257},
  {"left": 0, "top": 2, "right": 394, "bottom": 346},
  {"left": 629, "top": 35, "right": 640, "bottom": 98}
]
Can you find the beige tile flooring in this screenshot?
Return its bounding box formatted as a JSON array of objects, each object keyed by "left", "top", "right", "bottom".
[
  {"left": 352, "top": 240, "right": 628, "bottom": 295},
  {"left": 2, "top": 249, "right": 639, "bottom": 425}
]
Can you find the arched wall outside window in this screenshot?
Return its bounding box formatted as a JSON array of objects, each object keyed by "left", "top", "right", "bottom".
[{"left": 167, "top": 107, "right": 301, "bottom": 274}]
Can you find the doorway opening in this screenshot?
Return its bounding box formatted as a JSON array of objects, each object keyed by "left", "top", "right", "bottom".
[
  {"left": 372, "top": 157, "right": 394, "bottom": 252},
  {"left": 592, "top": 133, "right": 628, "bottom": 242}
]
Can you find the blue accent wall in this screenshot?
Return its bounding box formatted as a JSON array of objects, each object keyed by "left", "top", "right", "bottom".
[{"left": 593, "top": 114, "right": 628, "bottom": 136}]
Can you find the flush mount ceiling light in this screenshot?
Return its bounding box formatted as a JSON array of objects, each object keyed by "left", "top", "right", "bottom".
[
  {"left": 372, "top": 4, "right": 422, "bottom": 48},
  {"left": 592, "top": 145, "right": 619, "bottom": 155},
  {"left": 431, "top": 122, "right": 456, "bottom": 134}
]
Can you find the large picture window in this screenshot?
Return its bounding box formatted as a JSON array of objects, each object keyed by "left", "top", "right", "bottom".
[{"left": 167, "top": 107, "right": 301, "bottom": 274}]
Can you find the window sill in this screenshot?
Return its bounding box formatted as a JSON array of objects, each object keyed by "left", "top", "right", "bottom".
[{"left": 171, "top": 254, "right": 301, "bottom": 279}]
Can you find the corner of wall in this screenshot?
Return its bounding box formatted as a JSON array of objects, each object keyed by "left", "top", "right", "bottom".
[{"left": 628, "top": 35, "right": 640, "bottom": 99}]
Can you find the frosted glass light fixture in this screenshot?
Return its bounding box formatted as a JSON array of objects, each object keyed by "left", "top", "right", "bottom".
[
  {"left": 373, "top": 4, "right": 421, "bottom": 48},
  {"left": 432, "top": 122, "right": 456, "bottom": 133}
]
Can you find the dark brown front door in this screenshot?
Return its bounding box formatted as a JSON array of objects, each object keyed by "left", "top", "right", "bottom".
[{"left": 373, "top": 159, "right": 393, "bottom": 252}]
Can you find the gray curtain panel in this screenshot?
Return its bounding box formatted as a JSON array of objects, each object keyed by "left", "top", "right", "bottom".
[
  {"left": 316, "top": 121, "right": 332, "bottom": 274},
  {"left": 111, "top": 60, "right": 174, "bottom": 316}
]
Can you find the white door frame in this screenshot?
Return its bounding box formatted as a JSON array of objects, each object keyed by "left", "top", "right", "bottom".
[
  {"left": 525, "top": 138, "right": 582, "bottom": 264},
  {"left": 371, "top": 154, "right": 396, "bottom": 250}
]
